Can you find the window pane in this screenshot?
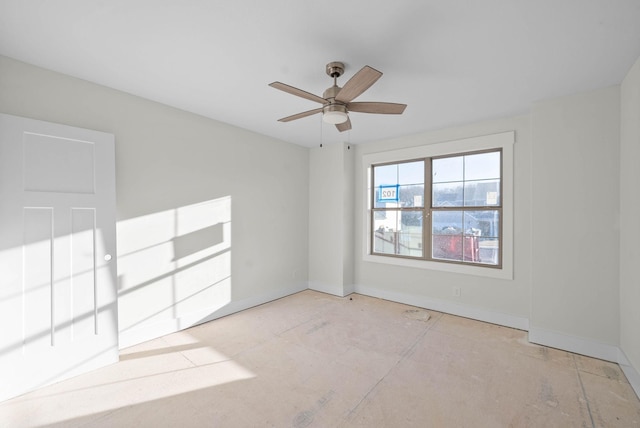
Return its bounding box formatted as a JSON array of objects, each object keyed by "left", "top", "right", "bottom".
[
  {"left": 478, "top": 237, "right": 499, "bottom": 265},
  {"left": 399, "top": 184, "right": 424, "bottom": 207},
  {"left": 431, "top": 211, "right": 463, "bottom": 261},
  {"left": 398, "top": 161, "right": 424, "bottom": 185},
  {"left": 432, "top": 210, "right": 462, "bottom": 234},
  {"left": 373, "top": 210, "right": 422, "bottom": 257},
  {"left": 375, "top": 161, "right": 424, "bottom": 207},
  {"left": 432, "top": 156, "right": 463, "bottom": 183},
  {"left": 463, "top": 179, "right": 500, "bottom": 206},
  {"left": 374, "top": 161, "right": 424, "bottom": 187},
  {"left": 374, "top": 164, "right": 397, "bottom": 188},
  {"left": 373, "top": 210, "right": 398, "bottom": 254},
  {"left": 433, "top": 182, "right": 463, "bottom": 207},
  {"left": 398, "top": 212, "right": 422, "bottom": 257},
  {"left": 464, "top": 152, "right": 500, "bottom": 181},
  {"left": 464, "top": 210, "right": 499, "bottom": 237},
  {"left": 464, "top": 210, "right": 500, "bottom": 265}
]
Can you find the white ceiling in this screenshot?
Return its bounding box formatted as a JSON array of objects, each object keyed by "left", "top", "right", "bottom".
[{"left": 1, "top": 1, "right": 640, "bottom": 148}]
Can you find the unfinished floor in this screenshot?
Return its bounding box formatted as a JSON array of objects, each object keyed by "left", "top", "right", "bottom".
[{"left": 1, "top": 290, "right": 639, "bottom": 427}]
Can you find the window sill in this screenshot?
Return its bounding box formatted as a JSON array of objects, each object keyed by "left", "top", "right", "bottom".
[{"left": 363, "top": 253, "right": 513, "bottom": 279}]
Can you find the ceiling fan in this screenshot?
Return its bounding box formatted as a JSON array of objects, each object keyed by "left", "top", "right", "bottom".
[{"left": 269, "top": 61, "right": 407, "bottom": 132}]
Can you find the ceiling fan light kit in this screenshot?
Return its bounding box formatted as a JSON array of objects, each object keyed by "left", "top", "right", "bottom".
[
  {"left": 269, "top": 61, "right": 407, "bottom": 132},
  {"left": 322, "top": 104, "right": 348, "bottom": 124}
]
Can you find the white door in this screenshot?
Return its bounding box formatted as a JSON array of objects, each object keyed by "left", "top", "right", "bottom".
[{"left": 0, "top": 114, "right": 118, "bottom": 402}]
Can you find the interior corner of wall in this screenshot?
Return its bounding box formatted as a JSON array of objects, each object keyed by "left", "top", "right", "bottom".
[
  {"left": 528, "top": 326, "right": 619, "bottom": 363},
  {"left": 309, "top": 280, "right": 350, "bottom": 297},
  {"left": 619, "top": 348, "right": 640, "bottom": 400}
]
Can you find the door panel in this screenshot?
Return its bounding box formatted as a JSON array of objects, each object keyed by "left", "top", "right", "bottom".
[
  {"left": 23, "top": 207, "right": 54, "bottom": 350},
  {"left": 23, "top": 132, "right": 96, "bottom": 194},
  {"left": 0, "top": 113, "right": 118, "bottom": 402},
  {"left": 71, "top": 208, "right": 97, "bottom": 339}
]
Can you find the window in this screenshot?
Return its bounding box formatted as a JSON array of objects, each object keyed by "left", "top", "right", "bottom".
[
  {"left": 372, "top": 150, "right": 501, "bottom": 267},
  {"left": 364, "top": 131, "right": 513, "bottom": 278}
]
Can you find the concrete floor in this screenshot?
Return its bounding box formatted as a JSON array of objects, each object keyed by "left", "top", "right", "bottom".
[{"left": 1, "top": 290, "right": 639, "bottom": 427}]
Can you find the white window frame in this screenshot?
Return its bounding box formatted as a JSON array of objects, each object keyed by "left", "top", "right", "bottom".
[{"left": 362, "top": 131, "right": 514, "bottom": 280}]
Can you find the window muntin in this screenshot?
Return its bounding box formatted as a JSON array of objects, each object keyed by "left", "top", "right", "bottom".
[{"left": 371, "top": 149, "right": 502, "bottom": 268}]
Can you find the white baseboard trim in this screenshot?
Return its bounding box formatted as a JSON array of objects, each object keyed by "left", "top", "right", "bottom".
[
  {"left": 119, "top": 281, "right": 308, "bottom": 349},
  {"left": 309, "top": 281, "right": 351, "bottom": 297},
  {"left": 528, "top": 330, "right": 640, "bottom": 399},
  {"left": 353, "top": 283, "right": 529, "bottom": 331},
  {"left": 618, "top": 349, "right": 640, "bottom": 399},
  {"left": 528, "top": 326, "right": 619, "bottom": 363}
]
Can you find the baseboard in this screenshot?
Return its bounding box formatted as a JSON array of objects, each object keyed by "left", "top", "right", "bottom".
[
  {"left": 119, "top": 281, "right": 308, "bottom": 349},
  {"left": 528, "top": 326, "right": 619, "bottom": 363},
  {"left": 309, "top": 281, "right": 351, "bottom": 297},
  {"left": 618, "top": 349, "right": 640, "bottom": 399},
  {"left": 528, "top": 330, "right": 640, "bottom": 399},
  {"left": 353, "top": 283, "right": 529, "bottom": 331}
]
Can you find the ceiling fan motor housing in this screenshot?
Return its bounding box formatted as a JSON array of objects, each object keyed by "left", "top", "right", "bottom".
[{"left": 323, "top": 85, "right": 341, "bottom": 100}]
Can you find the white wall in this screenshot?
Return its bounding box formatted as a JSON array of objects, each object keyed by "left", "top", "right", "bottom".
[
  {"left": 530, "top": 86, "right": 620, "bottom": 359},
  {"left": 620, "top": 56, "right": 640, "bottom": 390},
  {"left": 352, "top": 115, "right": 532, "bottom": 328},
  {"left": 308, "top": 142, "right": 354, "bottom": 296},
  {"left": 0, "top": 55, "right": 310, "bottom": 348}
]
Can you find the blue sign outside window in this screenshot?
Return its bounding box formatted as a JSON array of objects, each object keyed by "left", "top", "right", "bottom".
[{"left": 378, "top": 185, "right": 399, "bottom": 202}]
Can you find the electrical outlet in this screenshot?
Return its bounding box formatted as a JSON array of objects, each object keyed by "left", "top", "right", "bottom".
[{"left": 453, "top": 287, "right": 461, "bottom": 297}]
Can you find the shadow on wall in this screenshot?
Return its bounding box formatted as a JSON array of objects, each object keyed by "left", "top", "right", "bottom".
[{"left": 117, "top": 196, "right": 233, "bottom": 340}]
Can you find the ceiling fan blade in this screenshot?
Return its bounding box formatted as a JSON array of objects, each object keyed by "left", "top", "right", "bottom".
[
  {"left": 347, "top": 102, "right": 407, "bottom": 114},
  {"left": 334, "top": 66, "right": 383, "bottom": 103},
  {"left": 269, "top": 82, "right": 327, "bottom": 104},
  {"left": 335, "top": 116, "right": 352, "bottom": 132},
  {"left": 277, "top": 108, "right": 323, "bottom": 122}
]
